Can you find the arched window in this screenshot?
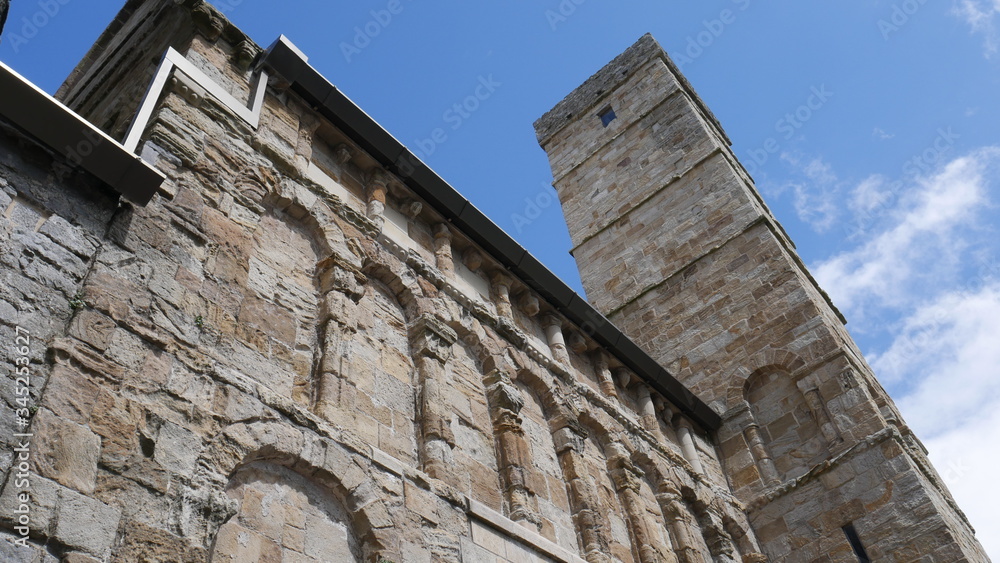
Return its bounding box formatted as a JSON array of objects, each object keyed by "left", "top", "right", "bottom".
[{"left": 211, "top": 461, "right": 360, "bottom": 562}]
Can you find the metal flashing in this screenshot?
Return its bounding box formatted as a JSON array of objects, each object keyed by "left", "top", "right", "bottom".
[
  {"left": 123, "top": 47, "right": 270, "bottom": 153},
  {"left": 0, "top": 61, "right": 164, "bottom": 205}
]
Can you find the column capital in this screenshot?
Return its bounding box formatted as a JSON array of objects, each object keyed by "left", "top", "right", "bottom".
[
  {"left": 317, "top": 255, "right": 366, "bottom": 300},
  {"left": 335, "top": 144, "right": 354, "bottom": 166},
  {"left": 552, "top": 419, "right": 588, "bottom": 454},
  {"left": 609, "top": 457, "right": 645, "bottom": 493},
  {"left": 366, "top": 168, "right": 391, "bottom": 192},
  {"left": 433, "top": 223, "right": 453, "bottom": 240},
  {"left": 485, "top": 370, "right": 525, "bottom": 416},
  {"left": 409, "top": 314, "right": 457, "bottom": 362}
]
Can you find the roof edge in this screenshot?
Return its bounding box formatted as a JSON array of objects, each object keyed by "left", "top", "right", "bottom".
[
  {"left": 0, "top": 61, "right": 164, "bottom": 205},
  {"left": 259, "top": 37, "right": 722, "bottom": 431}
]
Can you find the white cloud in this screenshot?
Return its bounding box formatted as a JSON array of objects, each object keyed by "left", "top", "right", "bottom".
[
  {"left": 776, "top": 155, "right": 842, "bottom": 233},
  {"left": 813, "top": 148, "right": 998, "bottom": 316},
  {"left": 924, "top": 410, "right": 1000, "bottom": 559},
  {"left": 877, "top": 285, "right": 1000, "bottom": 559},
  {"left": 954, "top": 0, "right": 1000, "bottom": 56},
  {"left": 810, "top": 148, "right": 1000, "bottom": 558},
  {"left": 874, "top": 284, "right": 1000, "bottom": 425},
  {"left": 873, "top": 127, "right": 895, "bottom": 140}
]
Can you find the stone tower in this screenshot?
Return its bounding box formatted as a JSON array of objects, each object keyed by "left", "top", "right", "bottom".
[{"left": 535, "top": 34, "right": 990, "bottom": 560}]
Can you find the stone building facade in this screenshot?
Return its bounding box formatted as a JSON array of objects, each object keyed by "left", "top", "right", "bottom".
[{"left": 0, "top": 1, "right": 990, "bottom": 562}]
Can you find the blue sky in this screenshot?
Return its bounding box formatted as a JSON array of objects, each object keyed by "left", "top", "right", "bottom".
[{"left": 3, "top": 0, "right": 999, "bottom": 557}]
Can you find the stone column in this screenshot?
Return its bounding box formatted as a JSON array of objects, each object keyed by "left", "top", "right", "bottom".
[
  {"left": 593, "top": 352, "right": 619, "bottom": 401},
  {"left": 634, "top": 385, "right": 659, "bottom": 435},
  {"left": 551, "top": 419, "right": 611, "bottom": 563},
  {"left": 608, "top": 446, "right": 676, "bottom": 563},
  {"left": 654, "top": 396, "right": 680, "bottom": 444},
  {"left": 314, "top": 257, "right": 366, "bottom": 416},
  {"left": 655, "top": 481, "right": 700, "bottom": 563},
  {"left": 293, "top": 113, "right": 321, "bottom": 177},
  {"left": 673, "top": 414, "right": 704, "bottom": 475},
  {"left": 490, "top": 273, "right": 514, "bottom": 318},
  {"left": 797, "top": 376, "right": 842, "bottom": 445},
  {"left": 366, "top": 169, "right": 389, "bottom": 221},
  {"left": 744, "top": 422, "right": 781, "bottom": 486},
  {"left": 484, "top": 370, "right": 540, "bottom": 525},
  {"left": 543, "top": 314, "right": 570, "bottom": 365},
  {"left": 433, "top": 224, "right": 454, "bottom": 275},
  {"left": 410, "top": 314, "right": 458, "bottom": 479}
]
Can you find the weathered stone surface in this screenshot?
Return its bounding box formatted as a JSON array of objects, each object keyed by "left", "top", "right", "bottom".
[
  {"left": 30, "top": 409, "right": 101, "bottom": 495},
  {"left": 0, "top": 5, "right": 986, "bottom": 563},
  {"left": 537, "top": 32, "right": 989, "bottom": 562}
]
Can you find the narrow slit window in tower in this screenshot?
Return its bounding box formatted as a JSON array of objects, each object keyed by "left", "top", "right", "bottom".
[{"left": 842, "top": 523, "right": 871, "bottom": 563}]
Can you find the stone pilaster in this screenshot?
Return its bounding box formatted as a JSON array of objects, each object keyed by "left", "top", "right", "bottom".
[
  {"left": 607, "top": 446, "right": 676, "bottom": 563},
  {"left": 366, "top": 168, "right": 389, "bottom": 221},
  {"left": 674, "top": 416, "right": 704, "bottom": 475},
  {"left": 490, "top": 272, "right": 514, "bottom": 318},
  {"left": 634, "top": 384, "right": 659, "bottom": 436},
  {"left": 484, "top": 370, "right": 540, "bottom": 526},
  {"left": 314, "top": 257, "right": 366, "bottom": 416},
  {"left": 654, "top": 480, "right": 701, "bottom": 563},
  {"left": 410, "top": 314, "right": 458, "bottom": 479},
  {"left": 663, "top": 405, "right": 704, "bottom": 476},
  {"left": 593, "top": 352, "right": 619, "bottom": 401},
  {"left": 551, "top": 419, "right": 611, "bottom": 563},
  {"left": 796, "top": 375, "right": 842, "bottom": 445},
  {"left": 728, "top": 402, "right": 780, "bottom": 487},
  {"left": 542, "top": 314, "right": 570, "bottom": 365},
  {"left": 743, "top": 422, "right": 780, "bottom": 487},
  {"left": 433, "top": 224, "right": 454, "bottom": 275}
]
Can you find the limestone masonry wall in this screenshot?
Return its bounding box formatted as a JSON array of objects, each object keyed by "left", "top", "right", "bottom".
[
  {"left": 0, "top": 3, "right": 766, "bottom": 562},
  {"left": 537, "top": 33, "right": 989, "bottom": 562}
]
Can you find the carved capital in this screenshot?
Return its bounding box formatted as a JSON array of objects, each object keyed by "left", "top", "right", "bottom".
[
  {"left": 518, "top": 292, "right": 540, "bottom": 317},
  {"left": 433, "top": 223, "right": 452, "bottom": 240},
  {"left": 610, "top": 460, "right": 644, "bottom": 493},
  {"left": 410, "top": 314, "right": 457, "bottom": 362},
  {"left": 567, "top": 330, "right": 588, "bottom": 354},
  {"left": 402, "top": 199, "right": 423, "bottom": 219},
  {"left": 367, "top": 168, "right": 390, "bottom": 198},
  {"left": 335, "top": 144, "right": 354, "bottom": 166},
  {"left": 485, "top": 370, "right": 525, "bottom": 416},
  {"left": 613, "top": 367, "right": 635, "bottom": 389},
  {"left": 191, "top": 2, "right": 225, "bottom": 40},
  {"left": 552, "top": 420, "right": 588, "bottom": 454},
  {"left": 464, "top": 249, "right": 484, "bottom": 271},
  {"left": 317, "top": 255, "right": 366, "bottom": 300},
  {"left": 423, "top": 412, "right": 456, "bottom": 447},
  {"left": 234, "top": 40, "right": 259, "bottom": 71}
]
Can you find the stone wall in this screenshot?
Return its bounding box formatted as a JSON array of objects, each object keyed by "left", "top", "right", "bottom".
[
  {"left": 0, "top": 3, "right": 762, "bottom": 562},
  {"left": 536, "top": 34, "right": 990, "bottom": 561}
]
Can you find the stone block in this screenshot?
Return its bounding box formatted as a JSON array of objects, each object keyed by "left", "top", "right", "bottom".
[
  {"left": 31, "top": 409, "right": 101, "bottom": 495},
  {"left": 53, "top": 487, "right": 121, "bottom": 555}
]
